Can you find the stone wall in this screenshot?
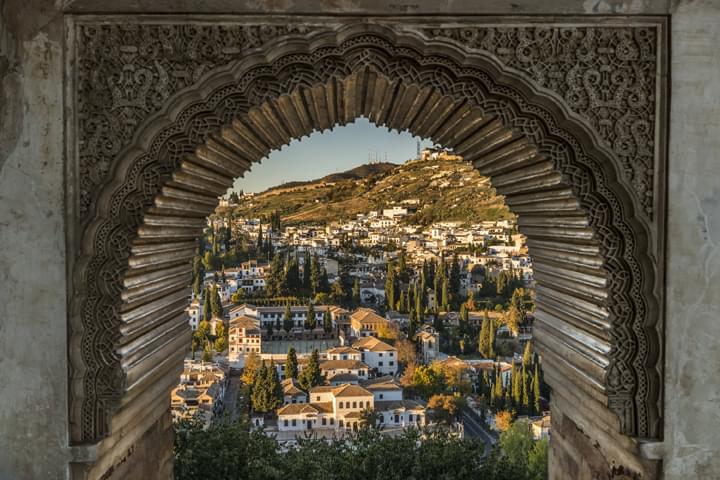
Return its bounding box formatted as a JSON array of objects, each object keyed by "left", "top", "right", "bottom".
[
  {"left": 664, "top": 1, "right": 720, "bottom": 478},
  {"left": 0, "top": 1, "right": 69, "bottom": 479},
  {"left": 0, "top": 0, "right": 719, "bottom": 479}
]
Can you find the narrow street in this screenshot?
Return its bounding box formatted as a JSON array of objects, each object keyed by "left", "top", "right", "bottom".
[
  {"left": 219, "top": 369, "right": 243, "bottom": 424},
  {"left": 461, "top": 408, "right": 497, "bottom": 456}
]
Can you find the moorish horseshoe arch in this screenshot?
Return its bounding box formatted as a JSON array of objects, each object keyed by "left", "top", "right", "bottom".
[{"left": 68, "top": 23, "right": 663, "bottom": 476}]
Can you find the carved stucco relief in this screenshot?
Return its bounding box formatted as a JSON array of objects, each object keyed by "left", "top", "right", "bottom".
[
  {"left": 70, "top": 20, "right": 663, "bottom": 449},
  {"left": 76, "top": 22, "right": 661, "bottom": 221}
]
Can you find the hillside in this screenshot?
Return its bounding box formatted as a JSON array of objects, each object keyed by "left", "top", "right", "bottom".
[{"left": 221, "top": 157, "right": 512, "bottom": 226}]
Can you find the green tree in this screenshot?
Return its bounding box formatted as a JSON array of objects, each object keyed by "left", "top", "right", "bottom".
[
  {"left": 283, "top": 302, "right": 294, "bottom": 332},
  {"left": 441, "top": 276, "right": 450, "bottom": 312},
  {"left": 533, "top": 363, "right": 542, "bottom": 415},
  {"left": 352, "top": 277, "right": 361, "bottom": 307},
  {"left": 211, "top": 284, "right": 222, "bottom": 318},
  {"left": 214, "top": 320, "right": 227, "bottom": 352},
  {"left": 286, "top": 347, "right": 299, "bottom": 379},
  {"left": 201, "top": 343, "right": 212, "bottom": 362},
  {"left": 305, "top": 303, "right": 316, "bottom": 329},
  {"left": 323, "top": 309, "right": 333, "bottom": 334},
  {"left": 528, "top": 438, "right": 549, "bottom": 480},
  {"left": 265, "top": 253, "right": 285, "bottom": 297},
  {"left": 511, "top": 363, "right": 521, "bottom": 407},
  {"left": 385, "top": 261, "right": 396, "bottom": 310},
  {"left": 256, "top": 223, "right": 263, "bottom": 252},
  {"left": 478, "top": 310, "right": 495, "bottom": 359},
  {"left": 459, "top": 304, "right": 469, "bottom": 336},
  {"left": 284, "top": 256, "right": 301, "bottom": 293},
  {"left": 310, "top": 255, "right": 322, "bottom": 294},
  {"left": 202, "top": 287, "right": 212, "bottom": 321},
  {"left": 522, "top": 341, "right": 533, "bottom": 368},
  {"left": 298, "top": 349, "right": 323, "bottom": 391},
  {"left": 499, "top": 422, "right": 535, "bottom": 473}
]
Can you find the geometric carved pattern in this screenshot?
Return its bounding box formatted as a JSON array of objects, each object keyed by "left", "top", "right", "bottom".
[
  {"left": 76, "top": 23, "right": 661, "bottom": 221},
  {"left": 70, "top": 22, "right": 662, "bottom": 448},
  {"left": 417, "top": 26, "right": 659, "bottom": 218}
]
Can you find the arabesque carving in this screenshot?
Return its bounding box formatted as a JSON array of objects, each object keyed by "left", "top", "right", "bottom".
[{"left": 69, "top": 21, "right": 662, "bottom": 464}]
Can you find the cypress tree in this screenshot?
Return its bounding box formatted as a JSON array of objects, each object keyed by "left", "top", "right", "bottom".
[
  {"left": 441, "top": 276, "right": 450, "bottom": 312},
  {"left": 256, "top": 224, "right": 263, "bottom": 252},
  {"left": 310, "top": 255, "right": 322, "bottom": 294},
  {"left": 522, "top": 341, "right": 533, "bottom": 368},
  {"left": 385, "top": 261, "right": 396, "bottom": 310},
  {"left": 533, "top": 363, "right": 542, "bottom": 415},
  {"left": 299, "top": 349, "right": 323, "bottom": 391},
  {"left": 283, "top": 302, "right": 294, "bottom": 332},
  {"left": 352, "top": 278, "right": 361, "bottom": 307},
  {"left": 286, "top": 347, "right": 299, "bottom": 379},
  {"left": 521, "top": 364, "right": 530, "bottom": 413},
  {"left": 511, "top": 362, "right": 521, "bottom": 406},
  {"left": 459, "top": 304, "right": 469, "bottom": 336},
  {"left": 251, "top": 362, "right": 269, "bottom": 412},
  {"left": 414, "top": 283, "right": 422, "bottom": 324},
  {"left": 323, "top": 309, "right": 332, "bottom": 333},
  {"left": 319, "top": 268, "right": 330, "bottom": 294},
  {"left": 302, "top": 251, "right": 312, "bottom": 290},
  {"left": 305, "top": 303, "right": 316, "bottom": 329},
  {"left": 211, "top": 284, "right": 222, "bottom": 318},
  {"left": 202, "top": 287, "right": 212, "bottom": 321},
  {"left": 488, "top": 315, "right": 496, "bottom": 359},
  {"left": 450, "top": 253, "right": 461, "bottom": 301},
  {"left": 214, "top": 320, "right": 226, "bottom": 352}
]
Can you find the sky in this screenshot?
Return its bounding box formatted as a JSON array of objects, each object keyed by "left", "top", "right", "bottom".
[{"left": 231, "top": 118, "right": 435, "bottom": 193}]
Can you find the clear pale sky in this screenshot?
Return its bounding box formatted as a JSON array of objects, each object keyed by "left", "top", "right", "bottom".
[{"left": 232, "top": 118, "right": 434, "bottom": 193}]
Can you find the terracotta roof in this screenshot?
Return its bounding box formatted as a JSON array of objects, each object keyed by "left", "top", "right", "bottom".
[
  {"left": 309, "top": 385, "right": 336, "bottom": 394},
  {"left": 320, "top": 359, "right": 368, "bottom": 371},
  {"left": 277, "top": 403, "right": 320, "bottom": 416},
  {"left": 229, "top": 315, "right": 259, "bottom": 330},
  {"left": 282, "top": 379, "right": 306, "bottom": 396},
  {"left": 375, "top": 400, "right": 425, "bottom": 412},
  {"left": 326, "top": 347, "right": 361, "bottom": 355},
  {"left": 352, "top": 336, "right": 397, "bottom": 352},
  {"left": 332, "top": 384, "right": 373, "bottom": 398},
  {"left": 360, "top": 377, "right": 402, "bottom": 391},
  {"left": 350, "top": 308, "right": 388, "bottom": 325},
  {"left": 328, "top": 373, "right": 359, "bottom": 383},
  {"left": 312, "top": 402, "right": 335, "bottom": 414}
]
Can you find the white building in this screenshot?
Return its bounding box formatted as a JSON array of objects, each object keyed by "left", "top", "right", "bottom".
[{"left": 352, "top": 336, "right": 398, "bottom": 376}]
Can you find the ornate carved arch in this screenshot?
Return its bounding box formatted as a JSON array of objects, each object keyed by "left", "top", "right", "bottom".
[{"left": 69, "top": 23, "right": 661, "bottom": 459}]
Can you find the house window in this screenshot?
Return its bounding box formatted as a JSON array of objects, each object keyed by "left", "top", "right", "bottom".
[
  {"left": 379, "top": 353, "right": 383, "bottom": 357},
  {"left": 352, "top": 401, "right": 357, "bottom": 408},
  {"left": 330, "top": 418, "right": 335, "bottom": 425},
  {"left": 409, "top": 414, "right": 414, "bottom": 421},
  {"left": 292, "top": 419, "right": 296, "bottom": 426},
  {"left": 379, "top": 394, "right": 384, "bottom": 399},
  {"left": 316, "top": 396, "right": 321, "bottom": 401},
  {"left": 322, "top": 418, "right": 327, "bottom": 425},
  {"left": 389, "top": 352, "right": 394, "bottom": 357},
  {"left": 284, "top": 419, "right": 288, "bottom": 427},
  {"left": 389, "top": 361, "right": 394, "bottom": 366},
  {"left": 378, "top": 362, "right": 383, "bottom": 366},
  {"left": 339, "top": 402, "right": 343, "bottom": 408}
]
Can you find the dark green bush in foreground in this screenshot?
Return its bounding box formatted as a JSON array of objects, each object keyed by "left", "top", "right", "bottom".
[{"left": 174, "top": 419, "right": 546, "bottom": 480}]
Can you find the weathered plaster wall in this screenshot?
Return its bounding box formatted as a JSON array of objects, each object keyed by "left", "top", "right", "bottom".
[
  {"left": 0, "top": 1, "right": 69, "bottom": 479},
  {"left": 665, "top": 1, "right": 720, "bottom": 478}
]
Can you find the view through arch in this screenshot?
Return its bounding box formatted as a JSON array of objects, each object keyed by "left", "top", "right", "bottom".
[{"left": 68, "top": 26, "right": 661, "bottom": 479}]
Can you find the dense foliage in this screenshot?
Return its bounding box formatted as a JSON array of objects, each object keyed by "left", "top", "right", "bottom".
[{"left": 174, "top": 419, "right": 545, "bottom": 480}]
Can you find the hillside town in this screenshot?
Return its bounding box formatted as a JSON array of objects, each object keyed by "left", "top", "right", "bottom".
[{"left": 176, "top": 152, "right": 549, "bottom": 450}]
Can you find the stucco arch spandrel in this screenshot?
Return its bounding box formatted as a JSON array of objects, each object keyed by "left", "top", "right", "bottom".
[{"left": 69, "top": 23, "right": 661, "bottom": 450}]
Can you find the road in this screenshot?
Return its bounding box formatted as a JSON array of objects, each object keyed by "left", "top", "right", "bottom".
[
  {"left": 461, "top": 408, "right": 497, "bottom": 455},
  {"left": 218, "top": 369, "right": 243, "bottom": 424}
]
